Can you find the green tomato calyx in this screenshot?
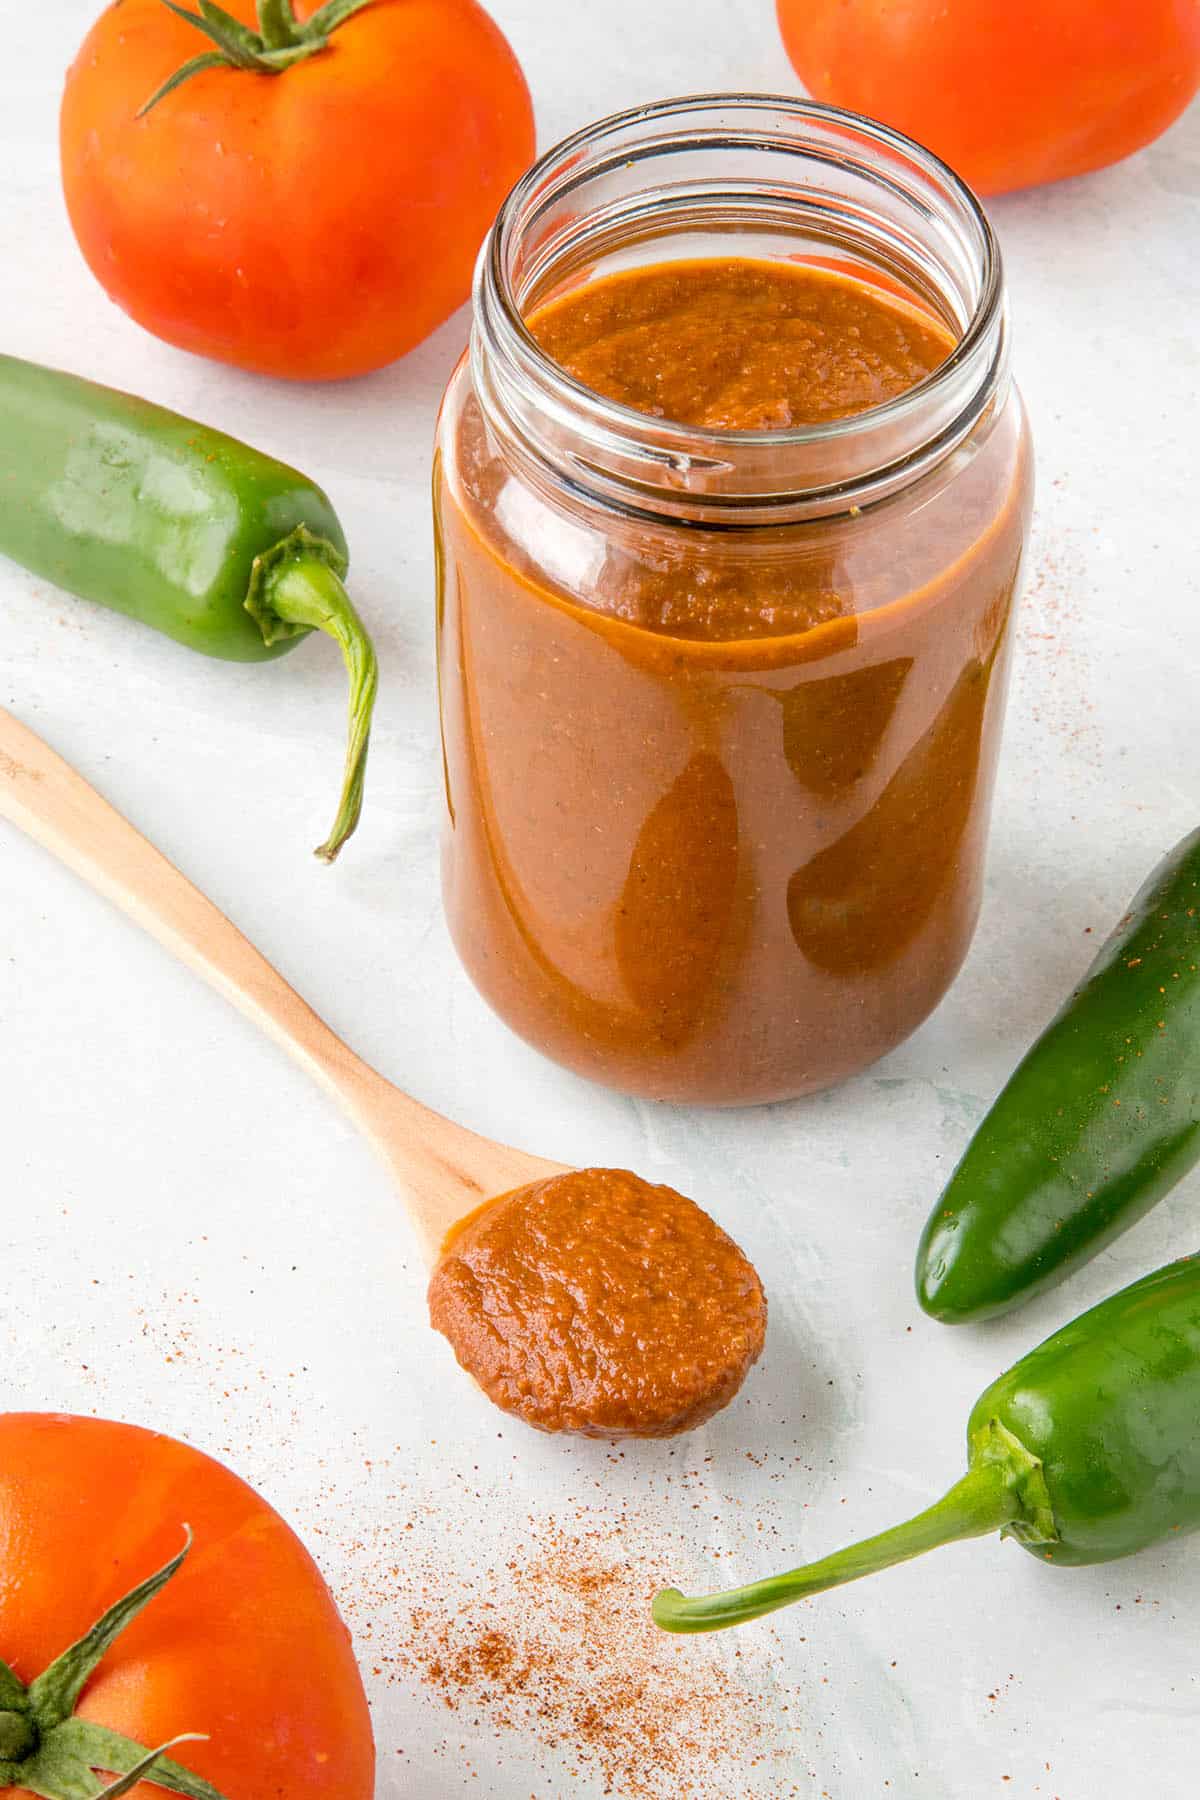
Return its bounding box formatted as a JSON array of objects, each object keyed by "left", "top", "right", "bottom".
[
  {"left": 0, "top": 1704, "right": 37, "bottom": 1762},
  {"left": 0, "top": 1529, "right": 231, "bottom": 1798},
  {"left": 139, "top": 0, "right": 382, "bottom": 116}
]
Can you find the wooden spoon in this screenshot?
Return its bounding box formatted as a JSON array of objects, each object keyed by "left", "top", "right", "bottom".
[
  {"left": 0, "top": 704, "right": 766, "bottom": 1437},
  {"left": 0, "top": 702, "right": 567, "bottom": 1266}
]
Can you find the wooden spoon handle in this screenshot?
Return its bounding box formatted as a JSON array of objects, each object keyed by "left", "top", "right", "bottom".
[
  {"left": 0, "top": 705, "right": 570, "bottom": 1262},
  {"left": 0, "top": 703, "right": 398, "bottom": 1117}
]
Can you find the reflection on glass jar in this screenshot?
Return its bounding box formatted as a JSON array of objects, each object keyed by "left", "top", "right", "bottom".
[
  {"left": 787, "top": 639, "right": 1003, "bottom": 974},
  {"left": 435, "top": 98, "right": 1034, "bottom": 1105}
]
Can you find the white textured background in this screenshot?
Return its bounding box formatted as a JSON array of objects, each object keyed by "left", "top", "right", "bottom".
[{"left": 3, "top": 5, "right": 1199, "bottom": 1796}]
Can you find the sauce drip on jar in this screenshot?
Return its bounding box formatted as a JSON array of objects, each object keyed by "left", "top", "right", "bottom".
[{"left": 428, "top": 1168, "right": 767, "bottom": 1438}]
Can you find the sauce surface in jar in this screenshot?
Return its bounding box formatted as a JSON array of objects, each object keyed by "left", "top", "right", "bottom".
[
  {"left": 436, "top": 253, "right": 1031, "bottom": 1103},
  {"left": 534, "top": 258, "right": 951, "bottom": 437}
]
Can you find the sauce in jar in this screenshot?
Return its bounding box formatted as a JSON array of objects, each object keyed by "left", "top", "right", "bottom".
[{"left": 435, "top": 100, "right": 1033, "bottom": 1104}]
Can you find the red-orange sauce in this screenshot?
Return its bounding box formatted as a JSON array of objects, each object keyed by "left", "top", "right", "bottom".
[
  {"left": 428, "top": 1168, "right": 767, "bottom": 1438},
  {"left": 437, "top": 256, "right": 1031, "bottom": 1101}
]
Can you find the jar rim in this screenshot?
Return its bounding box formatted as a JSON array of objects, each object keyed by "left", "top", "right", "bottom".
[
  {"left": 482, "top": 92, "right": 1004, "bottom": 454},
  {"left": 472, "top": 93, "right": 1010, "bottom": 522}
]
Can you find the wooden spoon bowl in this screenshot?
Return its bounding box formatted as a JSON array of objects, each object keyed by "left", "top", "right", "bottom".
[{"left": 0, "top": 706, "right": 765, "bottom": 1437}]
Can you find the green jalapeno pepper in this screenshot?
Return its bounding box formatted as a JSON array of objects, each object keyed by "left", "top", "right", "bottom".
[
  {"left": 0, "top": 354, "right": 378, "bottom": 861},
  {"left": 916, "top": 826, "right": 1200, "bottom": 1322},
  {"left": 654, "top": 1254, "right": 1200, "bottom": 1633}
]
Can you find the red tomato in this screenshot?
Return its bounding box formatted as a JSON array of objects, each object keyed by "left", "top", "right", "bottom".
[
  {"left": 0, "top": 1414, "right": 373, "bottom": 1798},
  {"left": 776, "top": 0, "right": 1200, "bottom": 195},
  {"left": 60, "top": 0, "right": 536, "bottom": 379}
]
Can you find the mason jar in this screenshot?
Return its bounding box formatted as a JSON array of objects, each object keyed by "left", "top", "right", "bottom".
[{"left": 434, "top": 96, "right": 1033, "bottom": 1106}]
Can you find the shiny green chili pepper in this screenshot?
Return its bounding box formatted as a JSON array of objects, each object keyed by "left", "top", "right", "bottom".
[
  {"left": 916, "top": 826, "right": 1200, "bottom": 1322},
  {"left": 0, "top": 354, "right": 378, "bottom": 861},
  {"left": 654, "top": 1255, "right": 1200, "bottom": 1633}
]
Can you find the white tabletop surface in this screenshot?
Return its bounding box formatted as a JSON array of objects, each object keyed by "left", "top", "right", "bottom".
[{"left": 4, "top": 6, "right": 1199, "bottom": 1797}]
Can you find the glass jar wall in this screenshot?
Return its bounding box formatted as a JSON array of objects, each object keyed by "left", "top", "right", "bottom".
[{"left": 434, "top": 97, "right": 1033, "bottom": 1105}]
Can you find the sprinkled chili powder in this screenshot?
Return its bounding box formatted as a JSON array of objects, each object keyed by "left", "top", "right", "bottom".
[
  {"left": 393, "top": 1527, "right": 804, "bottom": 1797},
  {"left": 342, "top": 1490, "right": 813, "bottom": 1798}
]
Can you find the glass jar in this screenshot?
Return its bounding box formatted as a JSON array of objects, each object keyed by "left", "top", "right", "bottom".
[{"left": 434, "top": 96, "right": 1033, "bottom": 1106}]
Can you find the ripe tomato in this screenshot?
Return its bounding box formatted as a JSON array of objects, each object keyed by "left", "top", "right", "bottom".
[
  {"left": 776, "top": 0, "right": 1200, "bottom": 195},
  {"left": 61, "top": 0, "right": 535, "bottom": 379},
  {"left": 0, "top": 1413, "right": 373, "bottom": 1798}
]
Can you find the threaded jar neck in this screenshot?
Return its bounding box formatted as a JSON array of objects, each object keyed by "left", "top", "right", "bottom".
[{"left": 472, "top": 94, "right": 1008, "bottom": 527}]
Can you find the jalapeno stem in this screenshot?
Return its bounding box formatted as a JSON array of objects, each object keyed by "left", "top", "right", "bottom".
[
  {"left": 261, "top": 554, "right": 378, "bottom": 863},
  {"left": 139, "top": 0, "right": 385, "bottom": 113},
  {"left": 653, "top": 1419, "right": 1056, "bottom": 1634}
]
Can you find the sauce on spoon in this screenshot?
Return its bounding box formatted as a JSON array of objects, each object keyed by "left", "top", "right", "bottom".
[{"left": 429, "top": 1167, "right": 767, "bottom": 1437}]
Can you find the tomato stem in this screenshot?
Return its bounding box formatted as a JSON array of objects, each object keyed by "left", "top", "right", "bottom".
[{"left": 141, "top": 0, "right": 382, "bottom": 113}]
